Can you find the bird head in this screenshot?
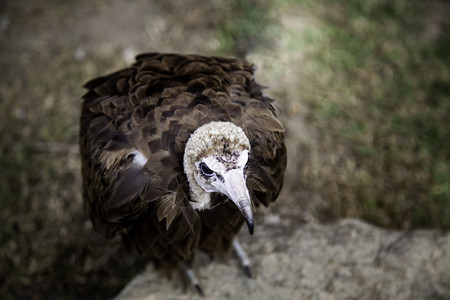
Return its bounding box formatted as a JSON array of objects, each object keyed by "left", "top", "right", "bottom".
[{"left": 183, "top": 121, "right": 254, "bottom": 234}]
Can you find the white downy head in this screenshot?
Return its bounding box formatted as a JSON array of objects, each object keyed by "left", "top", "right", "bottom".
[{"left": 183, "top": 121, "right": 254, "bottom": 234}]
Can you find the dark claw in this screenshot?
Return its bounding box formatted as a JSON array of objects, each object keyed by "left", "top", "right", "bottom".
[
  {"left": 194, "top": 284, "right": 204, "bottom": 297},
  {"left": 243, "top": 265, "right": 252, "bottom": 278},
  {"left": 180, "top": 262, "right": 203, "bottom": 296}
]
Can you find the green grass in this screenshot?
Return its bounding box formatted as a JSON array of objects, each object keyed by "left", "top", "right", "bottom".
[
  {"left": 209, "top": 0, "right": 279, "bottom": 57},
  {"left": 287, "top": 0, "right": 450, "bottom": 229}
]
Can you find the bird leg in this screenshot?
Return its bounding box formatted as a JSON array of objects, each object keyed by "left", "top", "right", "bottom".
[
  {"left": 180, "top": 262, "right": 204, "bottom": 296},
  {"left": 232, "top": 237, "right": 252, "bottom": 278}
]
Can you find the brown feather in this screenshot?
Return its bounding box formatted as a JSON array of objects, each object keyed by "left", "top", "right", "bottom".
[{"left": 80, "top": 52, "right": 287, "bottom": 276}]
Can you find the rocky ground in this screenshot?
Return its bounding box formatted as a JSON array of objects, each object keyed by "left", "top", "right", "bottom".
[{"left": 116, "top": 219, "right": 450, "bottom": 300}]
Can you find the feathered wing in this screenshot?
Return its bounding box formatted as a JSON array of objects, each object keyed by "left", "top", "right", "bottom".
[
  {"left": 80, "top": 70, "right": 145, "bottom": 238},
  {"left": 80, "top": 53, "right": 286, "bottom": 274},
  {"left": 80, "top": 64, "right": 204, "bottom": 273},
  {"left": 242, "top": 99, "right": 287, "bottom": 208}
]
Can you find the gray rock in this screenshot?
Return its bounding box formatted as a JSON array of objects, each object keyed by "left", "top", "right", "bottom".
[{"left": 115, "top": 219, "right": 450, "bottom": 300}]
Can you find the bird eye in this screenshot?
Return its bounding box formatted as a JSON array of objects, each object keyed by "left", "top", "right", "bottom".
[{"left": 199, "top": 162, "right": 215, "bottom": 177}]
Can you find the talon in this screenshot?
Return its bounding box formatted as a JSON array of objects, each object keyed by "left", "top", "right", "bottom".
[
  {"left": 180, "top": 262, "right": 204, "bottom": 296},
  {"left": 243, "top": 265, "right": 252, "bottom": 278},
  {"left": 194, "top": 284, "right": 204, "bottom": 297}
]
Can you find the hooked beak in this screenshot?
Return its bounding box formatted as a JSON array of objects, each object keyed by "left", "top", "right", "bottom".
[{"left": 221, "top": 169, "right": 254, "bottom": 235}]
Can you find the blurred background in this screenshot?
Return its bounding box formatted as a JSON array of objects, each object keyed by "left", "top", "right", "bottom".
[{"left": 0, "top": 0, "right": 449, "bottom": 298}]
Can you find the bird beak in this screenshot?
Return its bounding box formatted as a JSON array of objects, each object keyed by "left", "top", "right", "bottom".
[{"left": 222, "top": 169, "right": 254, "bottom": 235}]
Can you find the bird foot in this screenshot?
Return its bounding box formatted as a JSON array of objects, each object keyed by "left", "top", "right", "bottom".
[
  {"left": 180, "top": 262, "right": 204, "bottom": 296},
  {"left": 232, "top": 238, "right": 252, "bottom": 278}
]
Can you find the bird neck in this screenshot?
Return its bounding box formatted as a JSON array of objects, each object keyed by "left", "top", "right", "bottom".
[{"left": 188, "top": 182, "right": 212, "bottom": 210}]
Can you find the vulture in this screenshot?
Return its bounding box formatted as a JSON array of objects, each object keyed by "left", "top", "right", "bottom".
[{"left": 79, "top": 52, "right": 286, "bottom": 294}]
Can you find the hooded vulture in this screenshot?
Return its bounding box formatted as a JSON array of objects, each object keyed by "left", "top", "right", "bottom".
[{"left": 80, "top": 52, "right": 286, "bottom": 294}]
